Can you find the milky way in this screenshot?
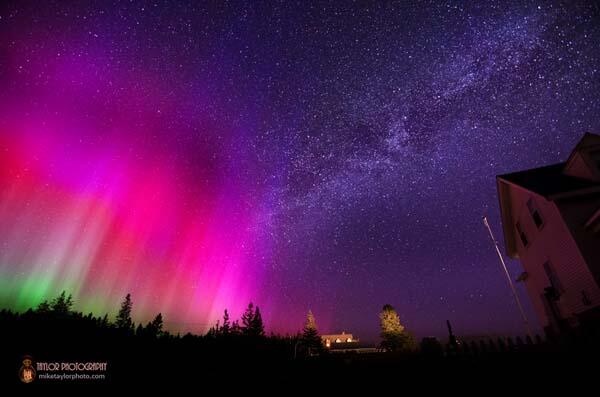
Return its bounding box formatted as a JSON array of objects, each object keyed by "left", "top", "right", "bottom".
[{"left": 1, "top": 1, "right": 599, "bottom": 340}]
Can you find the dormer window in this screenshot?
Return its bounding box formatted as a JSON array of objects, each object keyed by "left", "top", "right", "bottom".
[
  {"left": 516, "top": 221, "right": 528, "bottom": 247},
  {"left": 527, "top": 198, "right": 544, "bottom": 229}
]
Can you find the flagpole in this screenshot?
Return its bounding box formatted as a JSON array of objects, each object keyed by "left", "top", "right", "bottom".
[{"left": 482, "top": 216, "right": 533, "bottom": 338}]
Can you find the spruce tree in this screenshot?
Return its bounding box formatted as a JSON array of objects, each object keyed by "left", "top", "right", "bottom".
[
  {"left": 379, "top": 304, "right": 415, "bottom": 352},
  {"left": 116, "top": 293, "right": 133, "bottom": 331},
  {"left": 302, "top": 310, "right": 322, "bottom": 353},
  {"left": 241, "top": 302, "right": 255, "bottom": 335},
  {"left": 252, "top": 306, "right": 265, "bottom": 337},
  {"left": 36, "top": 300, "right": 51, "bottom": 314},
  {"left": 51, "top": 291, "right": 73, "bottom": 314},
  {"left": 231, "top": 320, "right": 241, "bottom": 335},
  {"left": 206, "top": 324, "right": 217, "bottom": 338},
  {"left": 100, "top": 314, "right": 110, "bottom": 328},
  {"left": 240, "top": 302, "right": 265, "bottom": 337},
  {"left": 221, "top": 309, "right": 231, "bottom": 335},
  {"left": 149, "top": 313, "right": 164, "bottom": 337}
]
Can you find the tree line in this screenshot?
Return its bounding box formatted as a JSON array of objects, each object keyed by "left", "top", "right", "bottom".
[
  {"left": 2, "top": 291, "right": 417, "bottom": 353},
  {"left": 207, "top": 303, "right": 265, "bottom": 338}
]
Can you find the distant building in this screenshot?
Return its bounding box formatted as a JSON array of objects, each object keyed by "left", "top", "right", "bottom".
[
  {"left": 321, "top": 332, "right": 357, "bottom": 348},
  {"left": 497, "top": 133, "right": 600, "bottom": 335},
  {"left": 320, "top": 332, "right": 378, "bottom": 353}
]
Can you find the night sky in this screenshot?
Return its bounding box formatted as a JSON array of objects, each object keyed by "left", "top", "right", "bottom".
[{"left": 1, "top": 1, "right": 599, "bottom": 341}]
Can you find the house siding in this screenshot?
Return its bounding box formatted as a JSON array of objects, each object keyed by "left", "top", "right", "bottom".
[
  {"left": 509, "top": 186, "right": 600, "bottom": 329},
  {"left": 557, "top": 193, "right": 600, "bottom": 283}
]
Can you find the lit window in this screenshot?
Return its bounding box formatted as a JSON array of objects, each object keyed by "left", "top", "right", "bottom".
[
  {"left": 346, "top": 338, "right": 352, "bottom": 342},
  {"left": 335, "top": 338, "right": 341, "bottom": 343},
  {"left": 527, "top": 198, "right": 544, "bottom": 229},
  {"left": 516, "top": 222, "right": 528, "bottom": 247}
]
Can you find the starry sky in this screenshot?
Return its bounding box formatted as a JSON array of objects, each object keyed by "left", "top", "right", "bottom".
[{"left": 1, "top": 1, "right": 599, "bottom": 341}]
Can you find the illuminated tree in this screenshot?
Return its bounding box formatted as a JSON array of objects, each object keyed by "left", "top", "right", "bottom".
[
  {"left": 379, "top": 304, "right": 416, "bottom": 352},
  {"left": 302, "top": 310, "right": 321, "bottom": 353}
]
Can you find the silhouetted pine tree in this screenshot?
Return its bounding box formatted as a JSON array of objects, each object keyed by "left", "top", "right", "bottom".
[
  {"left": 231, "top": 320, "right": 241, "bottom": 335},
  {"left": 252, "top": 306, "right": 265, "bottom": 337},
  {"left": 36, "top": 300, "right": 51, "bottom": 314},
  {"left": 241, "top": 302, "right": 255, "bottom": 336},
  {"left": 221, "top": 309, "right": 231, "bottom": 335},
  {"left": 100, "top": 314, "right": 110, "bottom": 328},
  {"left": 51, "top": 291, "right": 73, "bottom": 314},
  {"left": 147, "top": 313, "right": 164, "bottom": 338},
  {"left": 240, "top": 303, "right": 265, "bottom": 337},
  {"left": 206, "top": 325, "right": 217, "bottom": 338},
  {"left": 116, "top": 293, "right": 133, "bottom": 331}
]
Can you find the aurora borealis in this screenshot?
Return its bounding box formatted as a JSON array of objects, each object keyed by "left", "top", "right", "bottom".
[{"left": 1, "top": 1, "right": 600, "bottom": 340}]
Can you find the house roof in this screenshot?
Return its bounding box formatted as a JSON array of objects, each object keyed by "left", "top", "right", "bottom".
[
  {"left": 495, "top": 132, "right": 600, "bottom": 258},
  {"left": 321, "top": 334, "right": 355, "bottom": 340},
  {"left": 569, "top": 132, "right": 600, "bottom": 155},
  {"left": 497, "top": 162, "right": 600, "bottom": 199}
]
